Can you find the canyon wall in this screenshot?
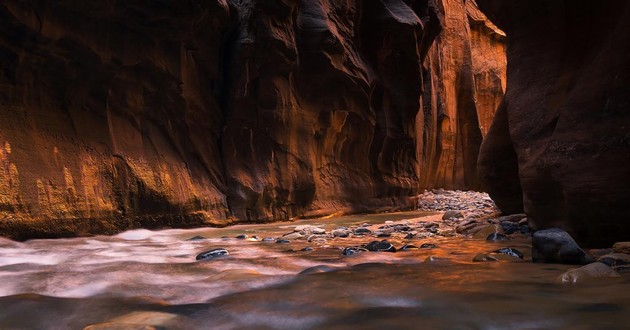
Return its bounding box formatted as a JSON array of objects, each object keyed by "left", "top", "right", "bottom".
[
  {"left": 477, "top": 0, "right": 630, "bottom": 246},
  {"left": 0, "top": 0, "right": 505, "bottom": 239}
]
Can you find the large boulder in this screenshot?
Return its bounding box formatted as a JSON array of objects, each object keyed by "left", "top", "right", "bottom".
[{"left": 477, "top": 0, "right": 630, "bottom": 247}]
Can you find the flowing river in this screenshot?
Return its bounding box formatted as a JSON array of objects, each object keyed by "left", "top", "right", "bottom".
[{"left": 0, "top": 211, "right": 628, "bottom": 329}]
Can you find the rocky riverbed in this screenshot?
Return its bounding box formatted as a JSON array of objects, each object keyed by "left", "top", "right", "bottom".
[{"left": 0, "top": 190, "right": 629, "bottom": 329}]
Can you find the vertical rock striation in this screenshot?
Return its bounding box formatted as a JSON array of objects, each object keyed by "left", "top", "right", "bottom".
[
  {"left": 477, "top": 0, "right": 630, "bottom": 246},
  {"left": 0, "top": 0, "right": 505, "bottom": 239}
]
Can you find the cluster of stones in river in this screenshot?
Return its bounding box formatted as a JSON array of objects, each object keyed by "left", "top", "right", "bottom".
[{"left": 193, "top": 190, "right": 629, "bottom": 283}]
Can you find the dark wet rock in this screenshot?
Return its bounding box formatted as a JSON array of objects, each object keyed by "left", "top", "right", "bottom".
[
  {"left": 235, "top": 234, "right": 248, "bottom": 239},
  {"left": 420, "top": 243, "right": 437, "bottom": 249},
  {"left": 276, "top": 239, "right": 291, "bottom": 244},
  {"left": 366, "top": 240, "right": 396, "bottom": 253},
  {"left": 597, "top": 253, "right": 630, "bottom": 268},
  {"left": 186, "top": 236, "right": 206, "bottom": 241},
  {"left": 558, "top": 262, "right": 620, "bottom": 283},
  {"left": 405, "top": 233, "right": 416, "bottom": 240},
  {"left": 532, "top": 228, "right": 594, "bottom": 265},
  {"left": 353, "top": 227, "right": 372, "bottom": 235},
  {"left": 299, "top": 265, "right": 339, "bottom": 275},
  {"left": 519, "top": 224, "right": 530, "bottom": 235},
  {"left": 307, "top": 235, "right": 328, "bottom": 244},
  {"left": 442, "top": 210, "right": 464, "bottom": 220},
  {"left": 486, "top": 233, "right": 509, "bottom": 241},
  {"left": 375, "top": 232, "right": 392, "bottom": 238},
  {"left": 393, "top": 224, "right": 412, "bottom": 232},
  {"left": 494, "top": 248, "right": 524, "bottom": 259},
  {"left": 400, "top": 244, "right": 419, "bottom": 251},
  {"left": 342, "top": 247, "right": 368, "bottom": 256},
  {"left": 300, "top": 247, "right": 314, "bottom": 252},
  {"left": 196, "top": 248, "right": 229, "bottom": 261},
  {"left": 613, "top": 242, "right": 630, "bottom": 254},
  {"left": 500, "top": 221, "right": 520, "bottom": 235}
]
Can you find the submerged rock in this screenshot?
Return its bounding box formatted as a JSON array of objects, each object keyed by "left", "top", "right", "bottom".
[
  {"left": 299, "top": 265, "right": 339, "bottom": 275},
  {"left": 342, "top": 247, "right": 368, "bottom": 256},
  {"left": 366, "top": 240, "right": 396, "bottom": 253},
  {"left": 559, "top": 262, "right": 620, "bottom": 283},
  {"left": 196, "top": 248, "right": 229, "bottom": 261},
  {"left": 532, "top": 228, "right": 593, "bottom": 265},
  {"left": 493, "top": 248, "right": 524, "bottom": 259},
  {"left": 235, "top": 234, "right": 248, "bottom": 239},
  {"left": 420, "top": 243, "right": 437, "bottom": 249},
  {"left": 186, "top": 236, "right": 206, "bottom": 241},
  {"left": 400, "top": 244, "right": 419, "bottom": 251},
  {"left": 276, "top": 239, "right": 291, "bottom": 244},
  {"left": 473, "top": 252, "right": 522, "bottom": 262}
]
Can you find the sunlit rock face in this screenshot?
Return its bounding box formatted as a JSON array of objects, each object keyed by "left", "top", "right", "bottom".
[
  {"left": 0, "top": 0, "right": 505, "bottom": 239},
  {"left": 477, "top": 0, "right": 630, "bottom": 247},
  {"left": 419, "top": 0, "right": 506, "bottom": 189}
]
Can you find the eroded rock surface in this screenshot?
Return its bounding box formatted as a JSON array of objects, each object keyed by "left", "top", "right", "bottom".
[
  {"left": 0, "top": 0, "right": 505, "bottom": 239},
  {"left": 477, "top": 0, "right": 630, "bottom": 247}
]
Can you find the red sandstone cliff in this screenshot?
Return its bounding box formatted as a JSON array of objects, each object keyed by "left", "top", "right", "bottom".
[
  {"left": 477, "top": 0, "right": 630, "bottom": 247},
  {"left": 0, "top": 0, "right": 505, "bottom": 239}
]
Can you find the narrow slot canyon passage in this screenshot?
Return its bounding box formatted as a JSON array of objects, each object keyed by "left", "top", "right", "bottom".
[{"left": 0, "top": 0, "right": 629, "bottom": 329}]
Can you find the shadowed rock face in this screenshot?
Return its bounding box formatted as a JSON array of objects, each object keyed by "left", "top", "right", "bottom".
[
  {"left": 477, "top": 0, "right": 630, "bottom": 247},
  {"left": 0, "top": 0, "right": 505, "bottom": 239}
]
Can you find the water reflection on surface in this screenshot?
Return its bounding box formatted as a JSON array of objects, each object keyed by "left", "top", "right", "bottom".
[{"left": 0, "top": 211, "right": 628, "bottom": 329}]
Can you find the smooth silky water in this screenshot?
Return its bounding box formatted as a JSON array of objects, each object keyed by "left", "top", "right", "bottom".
[{"left": 0, "top": 211, "right": 628, "bottom": 329}]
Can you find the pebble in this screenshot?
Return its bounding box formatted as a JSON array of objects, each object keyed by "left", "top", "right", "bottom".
[
  {"left": 294, "top": 225, "right": 326, "bottom": 235},
  {"left": 235, "top": 234, "right": 248, "bottom": 239},
  {"left": 532, "top": 228, "right": 593, "bottom": 265},
  {"left": 597, "top": 253, "right": 630, "bottom": 268},
  {"left": 405, "top": 233, "right": 416, "bottom": 239},
  {"left": 366, "top": 240, "right": 396, "bottom": 253},
  {"left": 420, "top": 243, "right": 437, "bottom": 249},
  {"left": 375, "top": 232, "right": 392, "bottom": 238},
  {"left": 196, "top": 248, "right": 229, "bottom": 261},
  {"left": 186, "top": 236, "right": 206, "bottom": 241},
  {"left": 300, "top": 247, "right": 314, "bottom": 252},
  {"left": 559, "top": 262, "right": 620, "bottom": 283},
  {"left": 262, "top": 237, "right": 275, "bottom": 242},
  {"left": 276, "top": 239, "right": 291, "bottom": 244},
  {"left": 332, "top": 229, "right": 350, "bottom": 238},
  {"left": 354, "top": 227, "right": 372, "bottom": 235},
  {"left": 442, "top": 210, "right": 464, "bottom": 220},
  {"left": 343, "top": 247, "right": 368, "bottom": 256},
  {"left": 613, "top": 242, "right": 630, "bottom": 254},
  {"left": 282, "top": 232, "right": 303, "bottom": 240}
]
